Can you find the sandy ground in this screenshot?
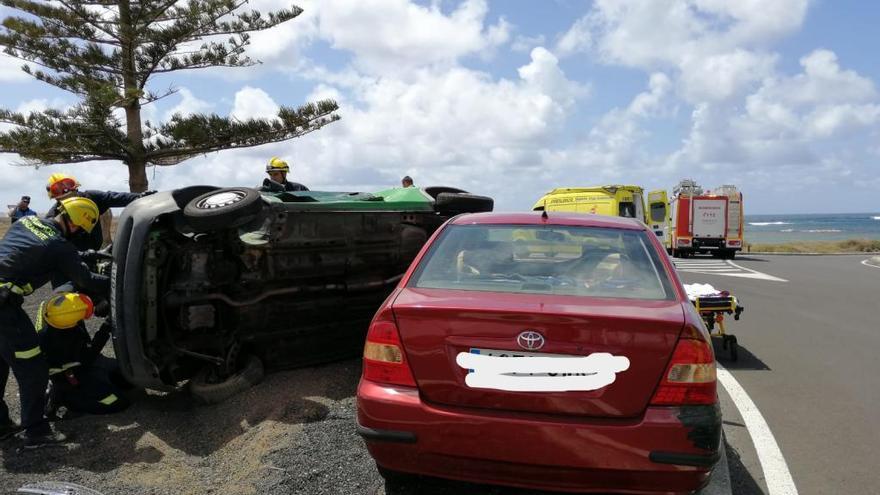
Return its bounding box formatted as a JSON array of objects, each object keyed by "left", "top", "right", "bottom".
[{"left": 0, "top": 285, "right": 383, "bottom": 495}]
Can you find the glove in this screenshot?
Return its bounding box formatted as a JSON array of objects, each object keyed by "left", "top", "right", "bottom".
[
  {"left": 140, "top": 190, "right": 157, "bottom": 198},
  {"left": 79, "top": 249, "right": 99, "bottom": 264}
]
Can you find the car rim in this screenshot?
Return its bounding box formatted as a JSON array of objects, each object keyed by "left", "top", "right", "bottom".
[{"left": 197, "top": 190, "right": 246, "bottom": 210}]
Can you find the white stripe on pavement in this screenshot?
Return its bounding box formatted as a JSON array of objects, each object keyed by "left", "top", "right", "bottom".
[
  {"left": 673, "top": 259, "right": 788, "bottom": 282},
  {"left": 717, "top": 365, "right": 798, "bottom": 495},
  {"left": 861, "top": 259, "right": 880, "bottom": 269},
  {"left": 725, "top": 260, "right": 788, "bottom": 282}
]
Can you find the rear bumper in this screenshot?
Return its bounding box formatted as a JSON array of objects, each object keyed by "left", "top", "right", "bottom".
[{"left": 357, "top": 379, "right": 720, "bottom": 494}]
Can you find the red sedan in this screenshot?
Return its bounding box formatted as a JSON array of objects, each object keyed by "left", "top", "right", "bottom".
[{"left": 357, "top": 212, "right": 720, "bottom": 494}]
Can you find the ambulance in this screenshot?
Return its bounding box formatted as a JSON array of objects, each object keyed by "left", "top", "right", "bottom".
[{"left": 532, "top": 185, "right": 647, "bottom": 223}]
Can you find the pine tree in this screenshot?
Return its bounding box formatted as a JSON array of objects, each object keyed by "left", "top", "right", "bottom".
[{"left": 0, "top": 1, "right": 339, "bottom": 191}]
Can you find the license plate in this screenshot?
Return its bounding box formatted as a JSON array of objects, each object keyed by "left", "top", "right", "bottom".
[
  {"left": 469, "top": 348, "right": 578, "bottom": 359},
  {"left": 467, "top": 348, "right": 591, "bottom": 377}
]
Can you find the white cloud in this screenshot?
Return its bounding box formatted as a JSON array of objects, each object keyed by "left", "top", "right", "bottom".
[
  {"left": 313, "top": 0, "right": 509, "bottom": 74},
  {"left": 263, "top": 46, "right": 587, "bottom": 205},
  {"left": 670, "top": 49, "right": 880, "bottom": 177},
  {"left": 555, "top": 16, "right": 592, "bottom": 57},
  {"left": 242, "top": 0, "right": 510, "bottom": 76},
  {"left": 585, "top": 0, "right": 809, "bottom": 68},
  {"left": 678, "top": 49, "right": 777, "bottom": 101},
  {"left": 518, "top": 48, "right": 590, "bottom": 107},
  {"left": 163, "top": 88, "right": 214, "bottom": 121},
  {"left": 571, "top": 0, "right": 807, "bottom": 103},
  {"left": 230, "top": 87, "right": 280, "bottom": 121}
]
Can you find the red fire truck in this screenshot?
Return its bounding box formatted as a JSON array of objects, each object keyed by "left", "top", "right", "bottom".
[{"left": 670, "top": 180, "right": 743, "bottom": 259}]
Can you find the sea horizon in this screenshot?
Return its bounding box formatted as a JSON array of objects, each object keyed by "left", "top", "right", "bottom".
[{"left": 744, "top": 212, "right": 880, "bottom": 243}]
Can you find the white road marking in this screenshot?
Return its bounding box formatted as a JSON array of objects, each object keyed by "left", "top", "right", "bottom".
[
  {"left": 861, "top": 259, "right": 880, "bottom": 269},
  {"left": 673, "top": 259, "right": 788, "bottom": 282},
  {"left": 717, "top": 365, "right": 798, "bottom": 495}
]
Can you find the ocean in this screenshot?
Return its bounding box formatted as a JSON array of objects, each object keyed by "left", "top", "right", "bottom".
[{"left": 745, "top": 213, "right": 880, "bottom": 244}]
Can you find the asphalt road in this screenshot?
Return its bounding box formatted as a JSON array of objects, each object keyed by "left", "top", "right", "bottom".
[{"left": 676, "top": 254, "right": 880, "bottom": 495}]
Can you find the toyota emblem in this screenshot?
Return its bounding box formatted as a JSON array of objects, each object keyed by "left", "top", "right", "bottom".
[{"left": 517, "top": 330, "right": 545, "bottom": 351}]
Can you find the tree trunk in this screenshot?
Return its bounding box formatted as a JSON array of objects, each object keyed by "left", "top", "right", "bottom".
[
  {"left": 119, "top": 0, "right": 148, "bottom": 193},
  {"left": 127, "top": 158, "right": 148, "bottom": 193}
]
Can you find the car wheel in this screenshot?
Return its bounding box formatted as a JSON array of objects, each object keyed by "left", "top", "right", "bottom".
[
  {"left": 183, "top": 187, "right": 263, "bottom": 232},
  {"left": 189, "top": 354, "right": 264, "bottom": 404},
  {"left": 433, "top": 192, "right": 494, "bottom": 215}
]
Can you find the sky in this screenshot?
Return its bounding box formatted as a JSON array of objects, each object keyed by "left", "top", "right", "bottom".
[{"left": 1, "top": 0, "right": 879, "bottom": 215}]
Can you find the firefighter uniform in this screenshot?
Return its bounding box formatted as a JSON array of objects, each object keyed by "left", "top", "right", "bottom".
[
  {"left": 0, "top": 215, "right": 109, "bottom": 438},
  {"left": 37, "top": 316, "right": 129, "bottom": 416}
]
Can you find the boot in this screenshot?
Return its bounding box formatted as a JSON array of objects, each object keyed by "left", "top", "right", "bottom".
[{"left": 21, "top": 427, "right": 68, "bottom": 449}]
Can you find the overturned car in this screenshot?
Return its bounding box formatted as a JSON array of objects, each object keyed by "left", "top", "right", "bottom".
[{"left": 111, "top": 185, "right": 493, "bottom": 401}]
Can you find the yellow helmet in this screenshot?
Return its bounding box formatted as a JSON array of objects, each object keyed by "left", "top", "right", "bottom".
[
  {"left": 46, "top": 173, "right": 80, "bottom": 199},
  {"left": 58, "top": 196, "right": 100, "bottom": 233},
  {"left": 44, "top": 292, "right": 94, "bottom": 329},
  {"left": 266, "top": 157, "right": 290, "bottom": 173}
]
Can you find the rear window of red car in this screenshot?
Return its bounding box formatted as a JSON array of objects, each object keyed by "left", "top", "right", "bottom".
[{"left": 410, "top": 224, "right": 675, "bottom": 300}]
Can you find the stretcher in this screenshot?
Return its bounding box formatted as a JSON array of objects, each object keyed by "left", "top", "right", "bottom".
[{"left": 684, "top": 284, "right": 744, "bottom": 361}]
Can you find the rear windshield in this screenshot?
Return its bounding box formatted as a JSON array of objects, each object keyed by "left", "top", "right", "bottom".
[{"left": 410, "top": 225, "right": 675, "bottom": 300}]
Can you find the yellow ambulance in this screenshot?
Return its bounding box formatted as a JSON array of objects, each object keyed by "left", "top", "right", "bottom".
[{"left": 532, "top": 185, "right": 647, "bottom": 223}]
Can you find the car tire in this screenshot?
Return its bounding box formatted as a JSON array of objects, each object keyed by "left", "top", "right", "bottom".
[
  {"left": 423, "top": 186, "right": 467, "bottom": 199},
  {"left": 433, "top": 192, "right": 494, "bottom": 215},
  {"left": 183, "top": 187, "right": 263, "bottom": 232},
  {"left": 189, "top": 354, "right": 264, "bottom": 404}
]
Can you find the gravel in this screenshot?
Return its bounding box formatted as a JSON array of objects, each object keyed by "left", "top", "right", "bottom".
[{"left": 1, "top": 287, "right": 560, "bottom": 495}]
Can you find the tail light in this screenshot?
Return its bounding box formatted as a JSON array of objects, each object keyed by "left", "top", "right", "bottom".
[
  {"left": 677, "top": 238, "right": 692, "bottom": 246},
  {"left": 650, "top": 329, "right": 716, "bottom": 406},
  {"left": 362, "top": 312, "right": 417, "bottom": 387}
]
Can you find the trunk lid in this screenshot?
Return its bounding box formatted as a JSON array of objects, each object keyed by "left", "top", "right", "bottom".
[{"left": 393, "top": 288, "right": 684, "bottom": 418}]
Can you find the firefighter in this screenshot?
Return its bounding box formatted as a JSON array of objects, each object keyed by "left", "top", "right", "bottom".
[
  {"left": 0, "top": 196, "right": 109, "bottom": 448},
  {"left": 260, "top": 157, "right": 309, "bottom": 193},
  {"left": 44, "top": 173, "right": 154, "bottom": 251},
  {"left": 38, "top": 292, "right": 130, "bottom": 417}
]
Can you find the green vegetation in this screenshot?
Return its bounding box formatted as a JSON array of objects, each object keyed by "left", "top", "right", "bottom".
[
  {"left": 747, "top": 239, "right": 880, "bottom": 253},
  {"left": 0, "top": 1, "right": 339, "bottom": 192}
]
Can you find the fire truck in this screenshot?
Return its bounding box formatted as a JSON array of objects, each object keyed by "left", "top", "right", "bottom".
[{"left": 670, "top": 180, "right": 743, "bottom": 259}]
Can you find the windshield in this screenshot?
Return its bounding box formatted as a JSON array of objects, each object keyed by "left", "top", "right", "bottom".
[{"left": 410, "top": 225, "right": 674, "bottom": 300}]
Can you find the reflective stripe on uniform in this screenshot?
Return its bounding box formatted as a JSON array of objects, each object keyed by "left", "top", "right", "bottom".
[
  {"left": 14, "top": 346, "right": 41, "bottom": 359},
  {"left": 0, "top": 281, "right": 33, "bottom": 296},
  {"left": 98, "top": 394, "right": 118, "bottom": 405},
  {"left": 48, "top": 362, "right": 81, "bottom": 375},
  {"left": 35, "top": 301, "right": 46, "bottom": 332}
]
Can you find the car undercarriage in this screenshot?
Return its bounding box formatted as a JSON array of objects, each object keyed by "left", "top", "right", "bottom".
[{"left": 111, "top": 185, "right": 492, "bottom": 400}]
